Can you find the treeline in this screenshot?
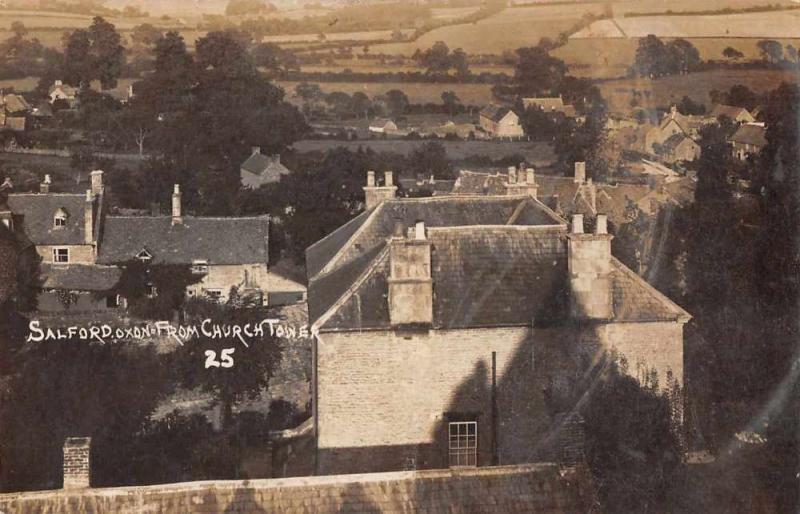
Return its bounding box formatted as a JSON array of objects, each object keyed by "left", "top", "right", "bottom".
[{"left": 624, "top": 3, "right": 800, "bottom": 17}]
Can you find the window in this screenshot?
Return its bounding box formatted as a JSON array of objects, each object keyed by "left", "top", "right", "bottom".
[
  {"left": 204, "top": 289, "right": 223, "bottom": 302},
  {"left": 53, "top": 248, "right": 69, "bottom": 264},
  {"left": 448, "top": 421, "right": 477, "bottom": 467},
  {"left": 191, "top": 260, "right": 209, "bottom": 275},
  {"left": 53, "top": 209, "right": 67, "bottom": 228}
]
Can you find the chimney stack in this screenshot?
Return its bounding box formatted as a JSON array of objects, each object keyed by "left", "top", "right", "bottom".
[
  {"left": 567, "top": 213, "right": 613, "bottom": 321},
  {"left": 55, "top": 79, "right": 63, "bottom": 87},
  {"left": 507, "top": 166, "right": 537, "bottom": 198},
  {"left": 172, "top": 184, "right": 182, "bottom": 225},
  {"left": 40, "top": 174, "right": 51, "bottom": 194},
  {"left": 388, "top": 223, "right": 433, "bottom": 327},
  {"left": 63, "top": 437, "right": 91, "bottom": 489},
  {"left": 251, "top": 146, "right": 261, "bottom": 156},
  {"left": 363, "top": 171, "right": 397, "bottom": 210},
  {"left": 84, "top": 189, "right": 94, "bottom": 244},
  {"left": 89, "top": 170, "right": 103, "bottom": 196},
  {"left": 574, "top": 162, "right": 586, "bottom": 184},
  {"left": 507, "top": 166, "right": 517, "bottom": 184}
]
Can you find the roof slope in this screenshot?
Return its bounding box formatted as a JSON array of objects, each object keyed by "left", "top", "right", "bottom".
[
  {"left": 480, "top": 105, "right": 514, "bottom": 123},
  {"left": 7, "top": 194, "right": 92, "bottom": 246},
  {"left": 306, "top": 196, "right": 564, "bottom": 281},
  {"left": 98, "top": 216, "right": 269, "bottom": 265},
  {"left": 313, "top": 226, "right": 689, "bottom": 331},
  {"left": 41, "top": 264, "right": 121, "bottom": 291},
  {"left": 711, "top": 104, "right": 751, "bottom": 120},
  {"left": 730, "top": 124, "right": 767, "bottom": 147}
]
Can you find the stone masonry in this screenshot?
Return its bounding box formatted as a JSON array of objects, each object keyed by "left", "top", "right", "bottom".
[{"left": 63, "top": 437, "right": 91, "bottom": 489}]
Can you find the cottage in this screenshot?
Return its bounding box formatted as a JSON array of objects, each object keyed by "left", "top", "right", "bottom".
[
  {"left": 240, "top": 147, "right": 291, "bottom": 188},
  {"left": 522, "top": 96, "right": 578, "bottom": 118},
  {"left": 729, "top": 124, "right": 767, "bottom": 160},
  {"left": 368, "top": 118, "right": 398, "bottom": 134},
  {"left": 478, "top": 105, "right": 524, "bottom": 139},
  {"left": 97, "top": 185, "right": 305, "bottom": 305},
  {"left": 305, "top": 173, "right": 690, "bottom": 475},
  {"left": 48, "top": 80, "right": 78, "bottom": 107},
  {"left": 709, "top": 104, "right": 755, "bottom": 124},
  {"left": 660, "top": 133, "right": 701, "bottom": 164}
]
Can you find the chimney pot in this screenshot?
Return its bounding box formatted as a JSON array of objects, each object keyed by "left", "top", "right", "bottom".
[
  {"left": 89, "top": 170, "right": 103, "bottom": 196},
  {"left": 172, "top": 184, "right": 182, "bottom": 224},
  {"left": 571, "top": 214, "right": 584, "bottom": 234},
  {"left": 384, "top": 171, "right": 393, "bottom": 187},
  {"left": 251, "top": 146, "right": 261, "bottom": 155},
  {"left": 596, "top": 214, "right": 608, "bottom": 235},
  {"left": 367, "top": 170, "right": 376, "bottom": 187},
  {"left": 525, "top": 167, "right": 535, "bottom": 184},
  {"left": 414, "top": 220, "right": 426, "bottom": 240},
  {"left": 507, "top": 166, "right": 517, "bottom": 184},
  {"left": 85, "top": 189, "right": 92, "bottom": 202}
]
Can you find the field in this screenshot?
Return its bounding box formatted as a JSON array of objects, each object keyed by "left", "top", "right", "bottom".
[
  {"left": 573, "top": 10, "right": 800, "bottom": 39},
  {"left": 599, "top": 68, "right": 800, "bottom": 114},
  {"left": 371, "top": 3, "right": 608, "bottom": 56},
  {"left": 298, "top": 63, "right": 515, "bottom": 76},
  {"left": 262, "top": 29, "right": 414, "bottom": 44},
  {"left": 293, "top": 139, "right": 556, "bottom": 166},
  {"left": 556, "top": 37, "right": 800, "bottom": 79},
  {"left": 276, "top": 80, "right": 495, "bottom": 106}
]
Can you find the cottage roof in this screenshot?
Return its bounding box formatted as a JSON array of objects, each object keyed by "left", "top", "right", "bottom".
[
  {"left": 730, "top": 124, "right": 767, "bottom": 147},
  {"left": 710, "top": 104, "right": 752, "bottom": 121},
  {"left": 97, "top": 215, "right": 269, "bottom": 265},
  {"left": 479, "top": 105, "right": 515, "bottom": 123},
  {"left": 370, "top": 117, "right": 395, "bottom": 128},
  {"left": 241, "top": 152, "right": 291, "bottom": 183},
  {"left": 311, "top": 226, "right": 689, "bottom": 331},
  {"left": 7, "top": 193, "right": 92, "bottom": 246},
  {"left": 2, "top": 93, "right": 30, "bottom": 114},
  {"left": 40, "top": 264, "right": 121, "bottom": 292},
  {"left": 662, "top": 132, "right": 696, "bottom": 152},
  {"left": 306, "top": 195, "right": 563, "bottom": 280},
  {"left": 523, "top": 97, "right": 565, "bottom": 110},
  {"left": 49, "top": 82, "right": 78, "bottom": 97}
]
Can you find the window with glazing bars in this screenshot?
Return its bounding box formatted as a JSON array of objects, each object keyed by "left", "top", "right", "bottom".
[{"left": 448, "top": 421, "right": 477, "bottom": 467}]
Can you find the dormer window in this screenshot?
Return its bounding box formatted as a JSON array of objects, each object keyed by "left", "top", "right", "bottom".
[
  {"left": 191, "top": 259, "right": 209, "bottom": 275},
  {"left": 53, "top": 208, "right": 68, "bottom": 229},
  {"left": 135, "top": 249, "right": 153, "bottom": 262}
]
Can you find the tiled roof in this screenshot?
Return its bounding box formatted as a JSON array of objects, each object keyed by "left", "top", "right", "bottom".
[
  {"left": 98, "top": 216, "right": 269, "bottom": 265},
  {"left": 40, "top": 264, "right": 121, "bottom": 291},
  {"left": 313, "top": 226, "right": 689, "bottom": 331},
  {"left": 7, "top": 193, "right": 92, "bottom": 246},
  {"left": 306, "top": 196, "right": 563, "bottom": 281},
  {"left": 730, "top": 124, "right": 767, "bottom": 147},
  {"left": 480, "top": 105, "right": 514, "bottom": 123},
  {"left": 2, "top": 94, "right": 30, "bottom": 113},
  {"left": 241, "top": 153, "right": 291, "bottom": 183}
]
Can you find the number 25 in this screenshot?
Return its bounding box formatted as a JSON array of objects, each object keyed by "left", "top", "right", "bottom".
[{"left": 205, "top": 348, "right": 235, "bottom": 369}]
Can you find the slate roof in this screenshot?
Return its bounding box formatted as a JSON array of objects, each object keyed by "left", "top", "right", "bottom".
[
  {"left": 40, "top": 264, "right": 121, "bottom": 292},
  {"left": 241, "top": 153, "right": 291, "bottom": 183},
  {"left": 480, "top": 105, "right": 515, "bottom": 123},
  {"left": 730, "top": 124, "right": 767, "bottom": 147},
  {"left": 710, "top": 104, "right": 752, "bottom": 121},
  {"left": 306, "top": 196, "right": 563, "bottom": 280},
  {"left": 311, "top": 226, "right": 689, "bottom": 330},
  {"left": 662, "top": 132, "right": 696, "bottom": 152},
  {"left": 98, "top": 216, "right": 269, "bottom": 265},
  {"left": 523, "top": 97, "right": 564, "bottom": 110},
  {"left": 6, "top": 193, "right": 92, "bottom": 246}
]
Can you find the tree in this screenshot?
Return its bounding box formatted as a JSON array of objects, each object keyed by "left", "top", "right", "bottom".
[
  {"left": 441, "top": 90, "right": 461, "bottom": 117},
  {"left": 416, "top": 41, "right": 452, "bottom": 74},
  {"left": 722, "top": 46, "right": 744, "bottom": 60},
  {"left": 677, "top": 95, "right": 706, "bottom": 115},
  {"left": 325, "top": 91, "right": 353, "bottom": 118},
  {"left": 61, "top": 29, "right": 93, "bottom": 88},
  {"left": 130, "top": 23, "right": 163, "bottom": 49},
  {"left": 225, "top": 0, "right": 276, "bottom": 16},
  {"left": 612, "top": 199, "right": 650, "bottom": 274},
  {"left": 757, "top": 39, "right": 783, "bottom": 63},
  {"left": 408, "top": 141, "right": 452, "bottom": 179},
  {"left": 350, "top": 91, "right": 372, "bottom": 120},
  {"left": 384, "top": 89, "right": 409, "bottom": 116},
  {"left": 451, "top": 47, "right": 470, "bottom": 78},
  {"left": 786, "top": 44, "right": 799, "bottom": 64},
  {"left": 632, "top": 34, "right": 669, "bottom": 77},
  {"left": 294, "top": 82, "right": 323, "bottom": 103},
  {"left": 667, "top": 38, "right": 701, "bottom": 74},
  {"left": 88, "top": 17, "right": 125, "bottom": 89},
  {"left": 513, "top": 45, "right": 567, "bottom": 96}
]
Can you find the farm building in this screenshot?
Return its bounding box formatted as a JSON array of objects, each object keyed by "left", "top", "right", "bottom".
[
  {"left": 660, "top": 133, "right": 701, "bottom": 164},
  {"left": 478, "top": 105, "right": 524, "bottom": 139},
  {"left": 645, "top": 106, "right": 703, "bottom": 157},
  {"left": 709, "top": 105, "right": 755, "bottom": 124},
  {"left": 48, "top": 80, "right": 78, "bottom": 107},
  {"left": 522, "top": 96, "right": 578, "bottom": 118},
  {"left": 369, "top": 118, "right": 398, "bottom": 134},
  {"left": 729, "top": 124, "right": 767, "bottom": 160},
  {"left": 240, "top": 147, "right": 291, "bottom": 188}
]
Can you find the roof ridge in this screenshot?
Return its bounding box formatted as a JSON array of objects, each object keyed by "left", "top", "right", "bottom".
[
  {"left": 107, "top": 215, "right": 270, "bottom": 220},
  {"left": 314, "top": 202, "right": 386, "bottom": 278}
]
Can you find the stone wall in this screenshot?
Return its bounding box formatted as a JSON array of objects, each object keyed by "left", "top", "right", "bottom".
[
  {"left": 36, "top": 245, "right": 94, "bottom": 265},
  {"left": 0, "top": 464, "right": 594, "bottom": 514}
]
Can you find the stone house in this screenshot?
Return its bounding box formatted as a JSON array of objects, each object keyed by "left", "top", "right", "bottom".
[
  {"left": 240, "top": 147, "right": 291, "bottom": 188},
  {"left": 644, "top": 106, "right": 702, "bottom": 156},
  {"left": 660, "top": 133, "right": 701, "bottom": 164},
  {"left": 709, "top": 104, "right": 755, "bottom": 124},
  {"left": 97, "top": 184, "right": 305, "bottom": 305},
  {"left": 305, "top": 173, "right": 690, "bottom": 475},
  {"left": 368, "top": 118, "right": 398, "bottom": 134},
  {"left": 729, "top": 124, "right": 767, "bottom": 160},
  {"left": 48, "top": 80, "right": 78, "bottom": 107},
  {"left": 522, "top": 96, "right": 578, "bottom": 119},
  {"left": 478, "top": 105, "right": 524, "bottom": 139}
]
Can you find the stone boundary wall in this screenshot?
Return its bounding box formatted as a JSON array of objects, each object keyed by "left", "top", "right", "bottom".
[{"left": 0, "top": 463, "right": 594, "bottom": 514}]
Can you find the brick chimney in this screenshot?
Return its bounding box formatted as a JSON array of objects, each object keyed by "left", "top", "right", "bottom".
[
  {"left": 507, "top": 167, "right": 537, "bottom": 198},
  {"left": 40, "top": 174, "right": 51, "bottom": 194},
  {"left": 89, "top": 169, "right": 103, "bottom": 196},
  {"left": 363, "top": 170, "right": 397, "bottom": 210},
  {"left": 171, "top": 184, "right": 182, "bottom": 225},
  {"left": 63, "top": 437, "right": 91, "bottom": 489},
  {"left": 388, "top": 220, "right": 433, "bottom": 327},
  {"left": 567, "top": 214, "right": 613, "bottom": 320},
  {"left": 573, "top": 162, "right": 586, "bottom": 184},
  {"left": 84, "top": 189, "right": 94, "bottom": 245}
]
